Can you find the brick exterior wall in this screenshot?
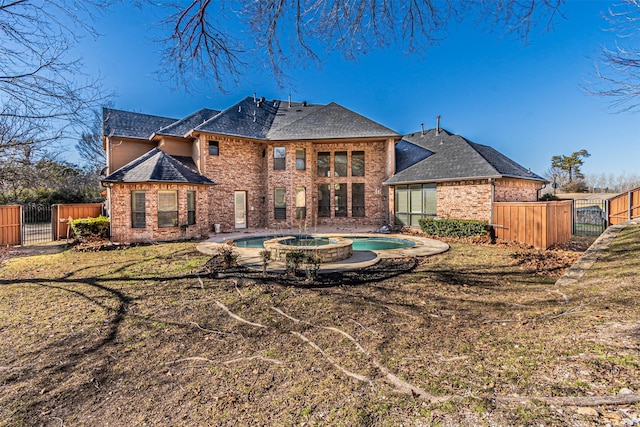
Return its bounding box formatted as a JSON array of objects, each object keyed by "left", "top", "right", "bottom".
[
  {"left": 437, "top": 180, "right": 493, "bottom": 221},
  {"left": 200, "top": 136, "right": 391, "bottom": 232},
  {"left": 494, "top": 178, "right": 541, "bottom": 202},
  {"left": 109, "top": 183, "right": 210, "bottom": 243},
  {"left": 203, "top": 137, "right": 268, "bottom": 232}
]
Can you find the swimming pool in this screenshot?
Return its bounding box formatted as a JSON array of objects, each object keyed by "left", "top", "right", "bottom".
[
  {"left": 231, "top": 235, "right": 416, "bottom": 251},
  {"left": 350, "top": 236, "right": 416, "bottom": 251}
]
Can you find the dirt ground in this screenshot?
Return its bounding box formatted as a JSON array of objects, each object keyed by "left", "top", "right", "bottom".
[{"left": 1, "top": 228, "right": 639, "bottom": 426}]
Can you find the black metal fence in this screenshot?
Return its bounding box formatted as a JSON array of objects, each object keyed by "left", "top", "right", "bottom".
[
  {"left": 573, "top": 199, "right": 607, "bottom": 236},
  {"left": 22, "top": 204, "right": 53, "bottom": 245}
]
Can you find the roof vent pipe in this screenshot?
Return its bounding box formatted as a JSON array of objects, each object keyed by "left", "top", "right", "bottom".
[
  {"left": 253, "top": 92, "right": 257, "bottom": 102},
  {"left": 436, "top": 115, "right": 441, "bottom": 136},
  {"left": 288, "top": 94, "right": 292, "bottom": 108},
  {"left": 420, "top": 123, "right": 425, "bottom": 135}
]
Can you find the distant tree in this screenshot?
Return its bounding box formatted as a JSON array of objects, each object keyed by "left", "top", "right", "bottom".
[
  {"left": 157, "top": 0, "right": 564, "bottom": 91},
  {"left": 0, "top": 146, "right": 103, "bottom": 205},
  {"left": 551, "top": 149, "right": 591, "bottom": 184},
  {"left": 544, "top": 165, "right": 569, "bottom": 191},
  {"left": 588, "top": 0, "right": 640, "bottom": 111},
  {"left": 584, "top": 171, "right": 640, "bottom": 193},
  {"left": 75, "top": 109, "right": 106, "bottom": 173}
]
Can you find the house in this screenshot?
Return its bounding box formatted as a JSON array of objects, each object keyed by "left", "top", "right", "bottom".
[
  {"left": 102, "top": 96, "right": 546, "bottom": 243},
  {"left": 385, "top": 126, "right": 547, "bottom": 226},
  {"left": 102, "top": 96, "right": 399, "bottom": 243}
]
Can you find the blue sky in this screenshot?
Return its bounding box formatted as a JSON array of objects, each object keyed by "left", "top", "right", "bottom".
[{"left": 77, "top": 1, "right": 639, "bottom": 177}]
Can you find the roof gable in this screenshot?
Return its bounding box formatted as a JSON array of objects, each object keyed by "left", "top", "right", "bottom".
[
  {"left": 102, "top": 148, "right": 215, "bottom": 185},
  {"left": 267, "top": 102, "right": 400, "bottom": 140}
]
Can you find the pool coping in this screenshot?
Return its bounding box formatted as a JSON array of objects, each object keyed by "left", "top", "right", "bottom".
[{"left": 196, "top": 232, "right": 449, "bottom": 273}]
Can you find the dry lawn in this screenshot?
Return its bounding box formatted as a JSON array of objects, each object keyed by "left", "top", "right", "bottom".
[{"left": 1, "top": 226, "right": 639, "bottom": 426}]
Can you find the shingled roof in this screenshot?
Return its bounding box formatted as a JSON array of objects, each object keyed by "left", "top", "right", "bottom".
[
  {"left": 105, "top": 96, "right": 399, "bottom": 142},
  {"left": 194, "top": 97, "right": 280, "bottom": 139},
  {"left": 103, "top": 108, "right": 177, "bottom": 139},
  {"left": 385, "top": 128, "right": 546, "bottom": 185},
  {"left": 102, "top": 148, "right": 215, "bottom": 185},
  {"left": 155, "top": 108, "right": 220, "bottom": 137},
  {"left": 193, "top": 96, "right": 399, "bottom": 140},
  {"left": 266, "top": 102, "right": 399, "bottom": 140}
]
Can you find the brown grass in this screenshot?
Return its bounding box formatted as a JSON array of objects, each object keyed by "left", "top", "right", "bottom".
[{"left": 1, "top": 227, "right": 639, "bottom": 426}]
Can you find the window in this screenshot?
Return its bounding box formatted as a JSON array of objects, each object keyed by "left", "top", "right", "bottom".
[
  {"left": 317, "top": 152, "right": 330, "bottom": 177},
  {"left": 158, "top": 190, "right": 178, "bottom": 228},
  {"left": 352, "top": 151, "right": 365, "bottom": 176},
  {"left": 274, "top": 147, "right": 286, "bottom": 170},
  {"left": 274, "top": 187, "right": 286, "bottom": 219},
  {"left": 318, "top": 184, "right": 331, "bottom": 217},
  {"left": 423, "top": 185, "right": 437, "bottom": 218},
  {"left": 334, "top": 183, "right": 347, "bottom": 217},
  {"left": 295, "top": 187, "right": 306, "bottom": 220},
  {"left": 394, "top": 184, "right": 436, "bottom": 226},
  {"left": 334, "top": 151, "right": 347, "bottom": 177},
  {"left": 187, "top": 191, "right": 196, "bottom": 225},
  {"left": 208, "top": 140, "right": 219, "bottom": 156},
  {"left": 131, "top": 191, "right": 146, "bottom": 228},
  {"left": 352, "top": 183, "right": 365, "bottom": 217},
  {"left": 296, "top": 148, "right": 306, "bottom": 170}
]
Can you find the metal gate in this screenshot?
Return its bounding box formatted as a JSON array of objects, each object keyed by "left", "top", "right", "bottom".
[
  {"left": 22, "top": 204, "right": 53, "bottom": 245},
  {"left": 573, "top": 199, "right": 607, "bottom": 236}
]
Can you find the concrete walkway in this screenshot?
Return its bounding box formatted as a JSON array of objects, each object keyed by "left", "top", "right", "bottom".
[
  {"left": 556, "top": 220, "right": 637, "bottom": 286},
  {"left": 196, "top": 225, "right": 449, "bottom": 273}
]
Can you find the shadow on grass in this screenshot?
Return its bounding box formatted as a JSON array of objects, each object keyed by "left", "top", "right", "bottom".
[{"left": 0, "top": 270, "right": 205, "bottom": 425}]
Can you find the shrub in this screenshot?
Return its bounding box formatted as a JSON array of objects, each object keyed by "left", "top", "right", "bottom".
[
  {"left": 70, "top": 216, "right": 110, "bottom": 239},
  {"left": 540, "top": 193, "right": 559, "bottom": 201},
  {"left": 216, "top": 244, "right": 238, "bottom": 268},
  {"left": 304, "top": 253, "right": 321, "bottom": 281},
  {"left": 419, "top": 218, "right": 488, "bottom": 237},
  {"left": 285, "top": 250, "right": 305, "bottom": 276}
]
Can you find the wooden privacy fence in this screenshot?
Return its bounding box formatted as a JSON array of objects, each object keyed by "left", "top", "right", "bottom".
[
  {"left": 0, "top": 205, "right": 21, "bottom": 246},
  {"left": 493, "top": 200, "right": 572, "bottom": 249},
  {"left": 608, "top": 187, "right": 640, "bottom": 225},
  {"left": 52, "top": 203, "right": 105, "bottom": 240}
]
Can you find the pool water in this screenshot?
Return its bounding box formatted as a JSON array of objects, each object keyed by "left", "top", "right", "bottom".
[
  {"left": 350, "top": 237, "right": 415, "bottom": 251},
  {"left": 231, "top": 235, "right": 415, "bottom": 250}
]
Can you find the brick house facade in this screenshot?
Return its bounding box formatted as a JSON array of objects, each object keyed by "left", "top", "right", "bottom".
[
  {"left": 103, "top": 97, "right": 399, "bottom": 243},
  {"left": 102, "top": 97, "right": 546, "bottom": 243}
]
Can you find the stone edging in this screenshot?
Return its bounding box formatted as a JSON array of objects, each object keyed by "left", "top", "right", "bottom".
[{"left": 555, "top": 221, "right": 637, "bottom": 286}]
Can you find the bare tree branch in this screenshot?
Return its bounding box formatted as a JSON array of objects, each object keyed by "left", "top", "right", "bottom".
[
  {"left": 0, "top": 0, "right": 110, "bottom": 153},
  {"left": 157, "top": 0, "right": 564, "bottom": 92},
  {"left": 587, "top": 0, "right": 640, "bottom": 112}
]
